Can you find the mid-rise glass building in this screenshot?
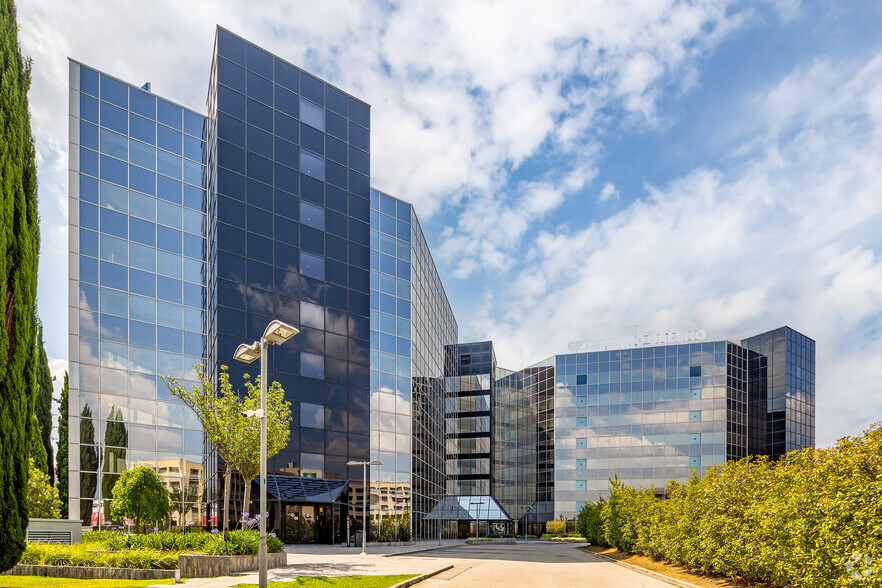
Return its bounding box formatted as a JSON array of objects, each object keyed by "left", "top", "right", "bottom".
[{"left": 66, "top": 27, "right": 816, "bottom": 540}]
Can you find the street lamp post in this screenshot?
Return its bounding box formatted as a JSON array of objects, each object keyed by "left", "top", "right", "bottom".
[
  {"left": 234, "top": 320, "right": 299, "bottom": 588},
  {"left": 346, "top": 459, "right": 382, "bottom": 556}
]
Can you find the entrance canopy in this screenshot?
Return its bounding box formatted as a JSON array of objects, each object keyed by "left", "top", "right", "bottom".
[
  {"left": 424, "top": 495, "right": 511, "bottom": 521},
  {"left": 255, "top": 475, "right": 349, "bottom": 504}
]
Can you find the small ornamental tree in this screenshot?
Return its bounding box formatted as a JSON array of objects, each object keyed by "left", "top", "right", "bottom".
[
  {"left": 233, "top": 374, "right": 291, "bottom": 516},
  {"left": 110, "top": 466, "right": 170, "bottom": 533},
  {"left": 26, "top": 458, "right": 61, "bottom": 519},
  {"left": 163, "top": 364, "right": 290, "bottom": 541}
]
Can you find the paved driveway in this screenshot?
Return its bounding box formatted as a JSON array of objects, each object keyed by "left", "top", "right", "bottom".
[{"left": 407, "top": 543, "right": 677, "bottom": 587}]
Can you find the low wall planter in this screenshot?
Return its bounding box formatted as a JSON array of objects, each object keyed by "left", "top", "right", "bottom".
[
  {"left": 3, "top": 564, "right": 174, "bottom": 580},
  {"left": 178, "top": 552, "right": 287, "bottom": 578}
]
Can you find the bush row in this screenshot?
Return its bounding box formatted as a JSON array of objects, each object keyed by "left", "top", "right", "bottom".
[
  {"left": 21, "top": 543, "right": 178, "bottom": 569},
  {"left": 81, "top": 529, "right": 285, "bottom": 555},
  {"left": 577, "top": 423, "right": 882, "bottom": 587}
]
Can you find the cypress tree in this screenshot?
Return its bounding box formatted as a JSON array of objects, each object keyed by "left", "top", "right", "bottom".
[
  {"left": 56, "top": 372, "right": 69, "bottom": 518},
  {"left": 0, "top": 0, "right": 40, "bottom": 569},
  {"left": 35, "top": 321, "right": 54, "bottom": 484},
  {"left": 79, "top": 404, "right": 98, "bottom": 526},
  {"left": 28, "top": 412, "right": 46, "bottom": 471}
]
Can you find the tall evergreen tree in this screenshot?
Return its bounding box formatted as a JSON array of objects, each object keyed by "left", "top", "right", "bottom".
[
  {"left": 0, "top": 0, "right": 41, "bottom": 570},
  {"left": 35, "top": 321, "right": 54, "bottom": 484},
  {"left": 79, "top": 404, "right": 98, "bottom": 526},
  {"left": 56, "top": 372, "right": 69, "bottom": 518},
  {"left": 28, "top": 412, "right": 46, "bottom": 471}
]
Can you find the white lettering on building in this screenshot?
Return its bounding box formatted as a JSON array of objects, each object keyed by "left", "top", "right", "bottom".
[{"left": 567, "top": 329, "right": 708, "bottom": 353}]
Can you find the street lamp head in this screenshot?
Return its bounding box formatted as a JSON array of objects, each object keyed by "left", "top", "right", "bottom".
[
  {"left": 263, "top": 320, "right": 299, "bottom": 346},
  {"left": 346, "top": 460, "right": 360, "bottom": 466},
  {"left": 368, "top": 460, "right": 383, "bottom": 466},
  {"left": 233, "top": 342, "right": 261, "bottom": 363}
]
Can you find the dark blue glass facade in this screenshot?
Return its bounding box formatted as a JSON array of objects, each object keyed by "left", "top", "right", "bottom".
[{"left": 208, "top": 28, "right": 372, "bottom": 534}]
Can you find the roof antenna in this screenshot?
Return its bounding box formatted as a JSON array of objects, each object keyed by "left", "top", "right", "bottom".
[{"left": 141, "top": 82, "right": 151, "bottom": 91}]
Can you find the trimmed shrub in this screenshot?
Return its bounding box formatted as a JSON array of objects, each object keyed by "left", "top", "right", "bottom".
[
  {"left": 545, "top": 520, "right": 565, "bottom": 535},
  {"left": 577, "top": 422, "right": 882, "bottom": 587},
  {"left": 21, "top": 543, "right": 178, "bottom": 569},
  {"left": 82, "top": 529, "right": 284, "bottom": 555}
]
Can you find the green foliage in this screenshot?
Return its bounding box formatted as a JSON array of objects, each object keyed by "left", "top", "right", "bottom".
[
  {"left": 109, "top": 467, "right": 170, "bottom": 533},
  {"left": 577, "top": 422, "right": 882, "bottom": 587},
  {"left": 162, "top": 364, "right": 291, "bottom": 537},
  {"left": 545, "top": 519, "right": 565, "bottom": 535},
  {"left": 0, "top": 0, "right": 41, "bottom": 572},
  {"left": 465, "top": 537, "right": 491, "bottom": 543},
  {"left": 56, "top": 371, "right": 69, "bottom": 517},
  {"left": 26, "top": 457, "right": 61, "bottom": 518},
  {"left": 577, "top": 500, "right": 604, "bottom": 545},
  {"left": 28, "top": 412, "right": 47, "bottom": 470},
  {"left": 82, "top": 529, "right": 284, "bottom": 555},
  {"left": 35, "top": 322, "right": 54, "bottom": 484},
  {"left": 21, "top": 543, "right": 177, "bottom": 569}
]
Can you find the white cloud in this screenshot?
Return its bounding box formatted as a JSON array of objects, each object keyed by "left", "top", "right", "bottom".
[
  {"left": 598, "top": 182, "right": 620, "bottom": 203},
  {"left": 471, "top": 53, "right": 882, "bottom": 447}
]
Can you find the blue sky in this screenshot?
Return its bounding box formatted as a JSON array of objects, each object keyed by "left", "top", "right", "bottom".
[{"left": 19, "top": 1, "right": 882, "bottom": 447}]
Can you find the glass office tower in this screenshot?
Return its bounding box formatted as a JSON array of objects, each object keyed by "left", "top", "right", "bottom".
[
  {"left": 741, "top": 327, "right": 816, "bottom": 458},
  {"left": 369, "top": 188, "right": 458, "bottom": 540},
  {"left": 67, "top": 61, "right": 209, "bottom": 526},
  {"left": 208, "top": 28, "right": 373, "bottom": 539},
  {"left": 67, "top": 27, "right": 816, "bottom": 541},
  {"left": 546, "top": 326, "right": 814, "bottom": 521}
]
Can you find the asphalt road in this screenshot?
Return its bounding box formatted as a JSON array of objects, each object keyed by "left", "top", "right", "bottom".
[{"left": 408, "top": 542, "right": 678, "bottom": 587}]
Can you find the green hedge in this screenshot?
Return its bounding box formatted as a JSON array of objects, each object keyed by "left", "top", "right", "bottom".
[
  {"left": 21, "top": 543, "right": 178, "bottom": 569},
  {"left": 578, "top": 423, "right": 882, "bottom": 587},
  {"left": 82, "top": 529, "right": 285, "bottom": 555}
]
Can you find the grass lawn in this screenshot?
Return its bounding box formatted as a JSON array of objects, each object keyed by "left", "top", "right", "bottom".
[
  {"left": 232, "top": 576, "right": 418, "bottom": 588},
  {"left": 0, "top": 578, "right": 175, "bottom": 588}
]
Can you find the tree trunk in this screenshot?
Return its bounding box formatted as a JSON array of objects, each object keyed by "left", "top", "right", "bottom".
[
  {"left": 243, "top": 477, "right": 252, "bottom": 521},
  {"left": 223, "top": 467, "right": 232, "bottom": 541}
]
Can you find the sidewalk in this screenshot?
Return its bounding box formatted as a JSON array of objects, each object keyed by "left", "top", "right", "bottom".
[
  {"left": 284, "top": 538, "right": 466, "bottom": 557},
  {"left": 147, "top": 540, "right": 463, "bottom": 588}
]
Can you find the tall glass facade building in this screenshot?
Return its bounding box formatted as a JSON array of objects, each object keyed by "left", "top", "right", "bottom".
[
  {"left": 67, "top": 27, "right": 816, "bottom": 540},
  {"left": 67, "top": 61, "right": 209, "bottom": 526}
]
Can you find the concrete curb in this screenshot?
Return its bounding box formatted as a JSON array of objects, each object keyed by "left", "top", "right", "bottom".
[
  {"left": 389, "top": 564, "right": 454, "bottom": 588},
  {"left": 588, "top": 551, "right": 705, "bottom": 588}
]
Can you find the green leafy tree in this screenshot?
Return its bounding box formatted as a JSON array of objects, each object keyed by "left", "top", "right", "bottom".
[
  {"left": 110, "top": 466, "right": 170, "bottom": 533},
  {"left": 163, "top": 365, "right": 290, "bottom": 540},
  {"left": 79, "top": 403, "right": 98, "bottom": 525},
  {"left": 56, "top": 372, "right": 69, "bottom": 517},
  {"left": 26, "top": 458, "right": 61, "bottom": 519},
  {"left": 0, "top": 0, "right": 41, "bottom": 572},
  {"left": 232, "top": 374, "right": 291, "bottom": 516},
  {"left": 34, "top": 321, "right": 54, "bottom": 483}
]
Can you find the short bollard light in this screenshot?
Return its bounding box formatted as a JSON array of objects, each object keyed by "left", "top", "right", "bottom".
[{"left": 174, "top": 568, "right": 181, "bottom": 583}]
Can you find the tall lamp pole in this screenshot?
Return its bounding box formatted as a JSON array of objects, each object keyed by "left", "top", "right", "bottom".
[
  {"left": 347, "top": 459, "right": 382, "bottom": 555},
  {"left": 234, "top": 320, "right": 299, "bottom": 588}
]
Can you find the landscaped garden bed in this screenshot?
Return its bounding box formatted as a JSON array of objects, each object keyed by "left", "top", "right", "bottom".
[{"left": 3, "top": 530, "right": 288, "bottom": 579}]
